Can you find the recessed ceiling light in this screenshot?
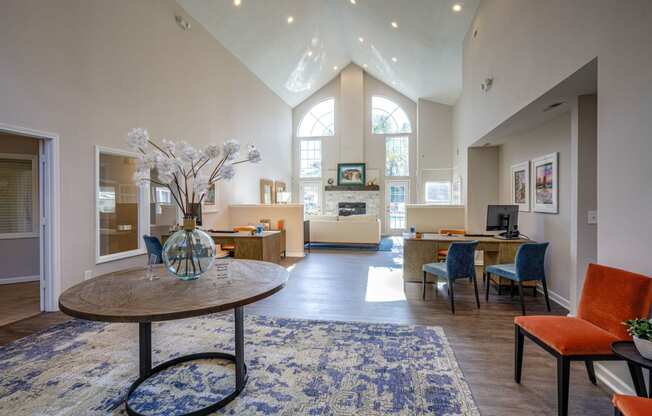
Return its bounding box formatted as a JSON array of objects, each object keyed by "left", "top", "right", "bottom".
[
  {"left": 392, "top": 57, "right": 398, "bottom": 63},
  {"left": 391, "top": 21, "right": 398, "bottom": 29},
  {"left": 452, "top": 3, "right": 462, "bottom": 12},
  {"left": 350, "top": 0, "right": 356, "bottom": 4},
  {"left": 363, "top": 64, "right": 368, "bottom": 69},
  {"left": 307, "top": 50, "right": 313, "bottom": 57},
  {"left": 233, "top": 0, "right": 241, "bottom": 6},
  {"left": 392, "top": 81, "right": 397, "bottom": 85},
  {"left": 287, "top": 16, "right": 294, "bottom": 24},
  {"left": 358, "top": 37, "right": 364, "bottom": 43},
  {"left": 333, "top": 66, "right": 338, "bottom": 71}
]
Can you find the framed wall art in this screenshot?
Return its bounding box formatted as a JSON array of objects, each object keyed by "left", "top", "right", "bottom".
[{"left": 532, "top": 152, "right": 558, "bottom": 213}]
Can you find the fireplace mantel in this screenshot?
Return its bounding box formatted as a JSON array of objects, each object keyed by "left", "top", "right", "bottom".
[{"left": 325, "top": 185, "right": 380, "bottom": 191}]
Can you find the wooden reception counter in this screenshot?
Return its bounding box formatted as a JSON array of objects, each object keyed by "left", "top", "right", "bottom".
[{"left": 403, "top": 233, "right": 534, "bottom": 287}]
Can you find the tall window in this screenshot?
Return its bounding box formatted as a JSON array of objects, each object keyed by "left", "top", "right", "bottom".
[
  {"left": 372, "top": 96, "right": 412, "bottom": 134},
  {"left": 424, "top": 181, "right": 452, "bottom": 204},
  {"left": 96, "top": 147, "right": 149, "bottom": 263},
  {"left": 300, "top": 139, "right": 321, "bottom": 178},
  {"left": 297, "top": 98, "right": 335, "bottom": 137},
  {"left": 0, "top": 154, "right": 38, "bottom": 237},
  {"left": 385, "top": 136, "right": 409, "bottom": 176},
  {"left": 300, "top": 181, "right": 321, "bottom": 216}
]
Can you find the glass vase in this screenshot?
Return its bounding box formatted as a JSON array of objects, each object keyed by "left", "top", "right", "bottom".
[{"left": 162, "top": 217, "right": 216, "bottom": 280}]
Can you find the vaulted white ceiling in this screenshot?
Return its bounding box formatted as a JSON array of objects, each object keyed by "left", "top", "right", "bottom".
[{"left": 178, "top": 0, "right": 478, "bottom": 107}]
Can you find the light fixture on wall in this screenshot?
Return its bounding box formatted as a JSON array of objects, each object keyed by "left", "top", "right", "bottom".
[
  {"left": 175, "top": 15, "right": 191, "bottom": 31},
  {"left": 480, "top": 77, "right": 493, "bottom": 92}
]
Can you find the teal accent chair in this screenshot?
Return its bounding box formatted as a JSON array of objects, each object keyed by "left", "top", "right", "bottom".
[
  {"left": 485, "top": 242, "right": 550, "bottom": 315},
  {"left": 422, "top": 241, "right": 480, "bottom": 314}
]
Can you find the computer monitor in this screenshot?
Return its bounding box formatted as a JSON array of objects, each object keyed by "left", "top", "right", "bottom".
[{"left": 486, "top": 205, "right": 519, "bottom": 238}]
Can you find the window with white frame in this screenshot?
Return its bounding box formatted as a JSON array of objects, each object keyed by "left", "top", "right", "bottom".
[
  {"left": 300, "top": 139, "right": 321, "bottom": 178},
  {"left": 385, "top": 136, "right": 409, "bottom": 176},
  {"left": 96, "top": 147, "right": 149, "bottom": 263},
  {"left": 0, "top": 154, "right": 38, "bottom": 237},
  {"left": 372, "top": 96, "right": 412, "bottom": 134},
  {"left": 424, "top": 181, "right": 452, "bottom": 204},
  {"left": 297, "top": 98, "right": 335, "bottom": 138},
  {"left": 300, "top": 181, "right": 321, "bottom": 216}
]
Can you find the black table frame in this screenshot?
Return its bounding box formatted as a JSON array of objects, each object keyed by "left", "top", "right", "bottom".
[
  {"left": 612, "top": 340, "right": 652, "bottom": 398},
  {"left": 125, "top": 306, "right": 248, "bottom": 416}
]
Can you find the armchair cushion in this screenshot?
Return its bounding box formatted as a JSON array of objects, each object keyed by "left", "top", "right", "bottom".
[
  {"left": 486, "top": 263, "right": 517, "bottom": 280},
  {"left": 515, "top": 315, "right": 621, "bottom": 356},
  {"left": 613, "top": 394, "right": 652, "bottom": 415},
  {"left": 423, "top": 262, "right": 448, "bottom": 278}
]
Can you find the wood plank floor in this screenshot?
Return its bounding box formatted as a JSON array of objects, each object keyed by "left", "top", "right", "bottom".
[
  {"left": 0, "top": 282, "right": 41, "bottom": 327},
  {"left": 0, "top": 246, "right": 613, "bottom": 415}
]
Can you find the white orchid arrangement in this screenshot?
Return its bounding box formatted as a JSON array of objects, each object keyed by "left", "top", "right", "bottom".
[{"left": 127, "top": 128, "right": 261, "bottom": 218}]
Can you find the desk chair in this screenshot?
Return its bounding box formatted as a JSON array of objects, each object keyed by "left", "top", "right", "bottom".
[
  {"left": 514, "top": 263, "right": 652, "bottom": 416},
  {"left": 422, "top": 241, "right": 479, "bottom": 314},
  {"left": 613, "top": 395, "right": 652, "bottom": 415},
  {"left": 485, "top": 242, "right": 550, "bottom": 315},
  {"left": 142, "top": 235, "right": 163, "bottom": 264},
  {"left": 436, "top": 228, "right": 465, "bottom": 261}
]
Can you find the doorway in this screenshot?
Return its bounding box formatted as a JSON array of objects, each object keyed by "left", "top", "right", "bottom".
[
  {"left": 385, "top": 180, "right": 409, "bottom": 234},
  {"left": 0, "top": 123, "right": 59, "bottom": 325}
]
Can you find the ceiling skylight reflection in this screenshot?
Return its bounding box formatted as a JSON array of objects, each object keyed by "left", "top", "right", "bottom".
[{"left": 285, "top": 35, "right": 326, "bottom": 93}]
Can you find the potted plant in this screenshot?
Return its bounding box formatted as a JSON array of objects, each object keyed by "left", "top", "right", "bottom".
[{"left": 624, "top": 318, "right": 652, "bottom": 359}]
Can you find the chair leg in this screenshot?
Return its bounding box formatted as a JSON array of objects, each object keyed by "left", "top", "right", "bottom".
[
  {"left": 542, "top": 277, "right": 552, "bottom": 312},
  {"left": 422, "top": 271, "right": 427, "bottom": 300},
  {"left": 498, "top": 278, "right": 502, "bottom": 295},
  {"left": 533, "top": 286, "right": 537, "bottom": 297},
  {"left": 614, "top": 408, "right": 622, "bottom": 416},
  {"left": 485, "top": 272, "right": 491, "bottom": 301},
  {"left": 473, "top": 274, "right": 480, "bottom": 309},
  {"left": 510, "top": 280, "right": 515, "bottom": 299},
  {"left": 515, "top": 325, "right": 524, "bottom": 384},
  {"left": 557, "top": 356, "right": 570, "bottom": 416},
  {"left": 585, "top": 360, "right": 597, "bottom": 385},
  {"left": 627, "top": 362, "right": 647, "bottom": 397},
  {"left": 517, "top": 281, "right": 526, "bottom": 315},
  {"left": 448, "top": 278, "right": 455, "bottom": 314}
]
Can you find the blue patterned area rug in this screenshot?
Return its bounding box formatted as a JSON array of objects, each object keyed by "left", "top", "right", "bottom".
[{"left": 0, "top": 315, "right": 479, "bottom": 415}]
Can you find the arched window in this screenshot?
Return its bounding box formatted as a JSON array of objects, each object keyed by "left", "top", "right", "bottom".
[
  {"left": 297, "top": 98, "right": 335, "bottom": 137},
  {"left": 371, "top": 96, "right": 412, "bottom": 134}
]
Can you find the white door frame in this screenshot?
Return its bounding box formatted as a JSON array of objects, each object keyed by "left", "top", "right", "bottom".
[
  {"left": 385, "top": 179, "right": 410, "bottom": 235},
  {"left": 0, "top": 123, "right": 61, "bottom": 312}
]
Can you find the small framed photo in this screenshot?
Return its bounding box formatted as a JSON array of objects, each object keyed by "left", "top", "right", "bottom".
[
  {"left": 337, "top": 163, "right": 366, "bottom": 186},
  {"left": 510, "top": 161, "right": 530, "bottom": 212},
  {"left": 532, "top": 152, "right": 558, "bottom": 214},
  {"left": 203, "top": 184, "right": 219, "bottom": 212}
]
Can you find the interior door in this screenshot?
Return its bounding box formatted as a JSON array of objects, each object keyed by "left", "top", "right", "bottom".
[{"left": 385, "top": 180, "right": 409, "bottom": 234}]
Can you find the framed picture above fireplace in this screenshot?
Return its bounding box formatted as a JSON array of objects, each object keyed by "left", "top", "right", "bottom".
[{"left": 337, "top": 163, "right": 366, "bottom": 186}]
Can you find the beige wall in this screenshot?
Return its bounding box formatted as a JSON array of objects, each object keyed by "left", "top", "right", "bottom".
[
  {"left": 466, "top": 146, "right": 499, "bottom": 233},
  {"left": 497, "top": 113, "right": 572, "bottom": 306},
  {"left": 0, "top": 133, "right": 40, "bottom": 281},
  {"left": 0, "top": 0, "right": 292, "bottom": 291},
  {"left": 406, "top": 205, "right": 465, "bottom": 234},
  {"left": 417, "top": 99, "right": 454, "bottom": 203},
  {"left": 229, "top": 204, "right": 304, "bottom": 257},
  {"left": 454, "top": 0, "right": 652, "bottom": 394}
]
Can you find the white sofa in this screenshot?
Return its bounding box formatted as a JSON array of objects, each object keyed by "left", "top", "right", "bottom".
[{"left": 309, "top": 215, "right": 381, "bottom": 245}]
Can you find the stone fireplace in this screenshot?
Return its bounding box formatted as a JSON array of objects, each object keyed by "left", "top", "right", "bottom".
[
  {"left": 338, "top": 202, "right": 366, "bottom": 216},
  {"left": 324, "top": 189, "right": 380, "bottom": 217}
]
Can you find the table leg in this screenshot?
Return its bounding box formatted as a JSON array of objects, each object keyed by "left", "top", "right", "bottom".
[
  {"left": 628, "top": 362, "right": 647, "bottom": 397},
  {"left": 234, "top": 306, "right": 245, "bottom": 389},
  {"left": 139, "top": 322, "right": 151, "bottom": 379}
]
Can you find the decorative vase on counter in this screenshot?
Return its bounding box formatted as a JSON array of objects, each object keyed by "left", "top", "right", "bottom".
[
  {"left": 633, "top": 336, "right": 652, "bottom": 360},
  {"left": 162, "top": 217, "right": 216, "bottom": 280}
]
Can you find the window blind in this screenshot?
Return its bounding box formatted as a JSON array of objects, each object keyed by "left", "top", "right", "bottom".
[{"left": 0, "top": 158, "right": 34, "bottom": 234}]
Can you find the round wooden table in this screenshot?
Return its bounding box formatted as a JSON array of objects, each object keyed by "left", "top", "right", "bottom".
[
  {"left": 59, "top": 259, "right": 288, "bottom": 416},
  {"left": 612, "top": 341, "right": 652, "bottom": 397}
]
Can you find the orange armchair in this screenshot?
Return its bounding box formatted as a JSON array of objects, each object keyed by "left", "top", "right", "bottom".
[
  {"left": 613, "top": 394, "right": 652, "bottom": 415},
  {"left": 514, "top": 263, "right": 652, "bottom": 416}
]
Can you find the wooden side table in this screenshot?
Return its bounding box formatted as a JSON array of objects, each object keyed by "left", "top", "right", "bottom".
[{"left": 612, "top": 341, "right": 652, "bottom": 397}]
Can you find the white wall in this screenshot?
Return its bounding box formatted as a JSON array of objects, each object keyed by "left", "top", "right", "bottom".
[
  {"left": 466, "top": 146, "right": 499, "bottom": 233},
  {"left": 454, "top": 0, "right": 652, "bottom": 394},
  {"left": 0, "top": 0, "right": 292, "bottom": 292},
  {"left": 498, "top": 113, "right": 572, "bottom": 307}
]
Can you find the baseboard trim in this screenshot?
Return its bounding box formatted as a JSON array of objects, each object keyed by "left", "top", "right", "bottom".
[
  {"left": 286, "top": 251, "right": 305, "bottom": 258},
  {"left": 535, "top": 284, "right": 570, "bottom": 310},
  {"left": 0, "top": 274, "right": 40, "bottom": 284},
  {"left": 595, "top": 363, "right": 636, "bottom": 396}
]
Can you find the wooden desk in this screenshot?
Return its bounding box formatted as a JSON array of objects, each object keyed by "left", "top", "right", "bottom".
[
  {"left": 209, "top": 231, "right": 282, "bottom": 264},
  {"left": 403, "top": 233, "right": 533, "bottom": 287}
]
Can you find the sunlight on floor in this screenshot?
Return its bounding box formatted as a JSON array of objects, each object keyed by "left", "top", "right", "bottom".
[
  {"left": 285, "top": 264, "right": 296, "bottom": 272},
  {"left": 365, "top": 266, "right": 407, "bottom": 302}
]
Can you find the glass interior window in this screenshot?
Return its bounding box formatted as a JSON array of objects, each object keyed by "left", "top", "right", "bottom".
[
  {"left": 372, "top": 96, "right": 412, "bottom": 134},
  {"left": 300, "top": 139, "right": 322, "bottom": 178},
  {"left": 301, "top": 181, "right": 321, "bottom": 216},
  {"left": 0, "top": 157, "right": 36, "bottom": 235},
  {"left": 425, "top": 181, "right": 452, "bottom": 204},
  {"left": 297, "top": 98, "right": 335, "bottom": 137},
  {"left": 385, "top": 136, "right": 409, "bottom": 176}
]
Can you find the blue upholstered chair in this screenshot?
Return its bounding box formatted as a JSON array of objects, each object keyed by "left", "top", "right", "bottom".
[
  {"left": 142, "top": 235, "right": 163, "bottom": 264},
  {"left": 485, "top": 242, "right": 550, "bottom": 315},
  {"left": 422, "top": 241, "right": 479, "bottom": 314}
]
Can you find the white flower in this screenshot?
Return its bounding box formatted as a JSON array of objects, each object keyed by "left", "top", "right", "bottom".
[
  {"left": 158, "top": 171, "right": 176, "bottom": 185},
  {"left": 247, "top": 145, "right": 261, "bottom": 163},
  {"left": 161, "top": 139, "right": 176, "bottom": 155},
  {"left": 177, "top": 141, "right": 200, "bottom": 163},
  {"left": 223, "top": 139, "right": 240, "bottom": 161},
  {"left": 203, "top": 143, "right": 221, "bottom": 159},
  {"left": 217, "top": 163, "right": 236, "bottom": 180},
  {"left": 127, "top": 128, "right": 149, "bottom": 150},
  {"left": 154, "top": 158, "right": 178, "bottom": 184},
  {"left": 133, "top": 168, "right": 149, "bottom": 186},
  {"left": 193, "top": 175, "right": 210, "bottom": 196}
]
